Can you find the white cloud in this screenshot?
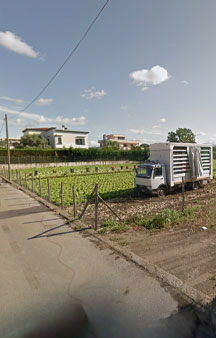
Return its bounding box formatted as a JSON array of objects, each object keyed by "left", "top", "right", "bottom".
[
  {"left": 196, "top": 132, "right": 206, "bottom": 136},
  {"left": 206, "top": 138, "right": 216, "bottom": 145},
  {"left": 36, "top": 98, "right": 53, "bottom": 106},
  {"left": 129, "top": 128, "right": 164, "bottom": 136},
  {"left": 90, "top": 140, "right": 99, "bottom": 147},
  {"left": 130, "top": 65, "right": 170, "bottom": 91},
  {"left": 81, "top": 87, "right": 107, "bottom": 100},
  {"left": 152, "top": 125, "right": 161, "bottom": 129},
  {"left": 120, "top": 104, "right": 130, "bottom": 110},
  {"left": 181, "top": 80, "right": 189, "bottom": 85},
  {"left": 141, "top": 87, "right": 149, "bottom": 92},
  {"left": 0, "top": 96, "right": 24, "bottom": 105},
  {"left": 55, "top": 116, "right": 86, "bottom": 126},
  {"left": 0, "top": 106, "right": 86, "bottom": 127},
  {"left": 0, "top": 31, "right": 39, "bottom": 58},
  {"left": 157, "top": 117, "right": 166, "bottom": 123}
]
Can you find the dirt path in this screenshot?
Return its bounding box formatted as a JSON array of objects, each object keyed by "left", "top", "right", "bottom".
[{"left": 70, "top": 181, "right": 216, "bottom": 298}]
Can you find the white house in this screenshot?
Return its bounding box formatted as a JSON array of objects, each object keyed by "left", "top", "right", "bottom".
[
  {"left": 22, "top": 126, "right": 89, "bottom": 149},
  {"left": 98, "top": 134, "right": 140, "bottom": 150}
]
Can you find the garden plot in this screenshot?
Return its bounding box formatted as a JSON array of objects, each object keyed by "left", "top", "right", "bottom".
[{"left": 16, "top": 164, "right": 137, "bottom": 206}]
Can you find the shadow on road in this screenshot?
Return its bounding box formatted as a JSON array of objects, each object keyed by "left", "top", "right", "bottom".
[
  {"left": 28, "top": 220, "right": 91, "bottom": 240},
  {"left": 3, "top": 297, "right": 216, "bottom": 338},
  {"left": 0, "top": 206, "right": 49, "bottom": 220}
]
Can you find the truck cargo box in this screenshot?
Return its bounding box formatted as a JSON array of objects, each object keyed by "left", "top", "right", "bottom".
[{"left": 149, "top": 143, "right": 213, "bottom": 187}]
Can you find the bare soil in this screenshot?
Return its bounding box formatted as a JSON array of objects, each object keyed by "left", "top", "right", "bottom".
[{"left": 68, "top": 180, "right": 216, "bottom": 298}]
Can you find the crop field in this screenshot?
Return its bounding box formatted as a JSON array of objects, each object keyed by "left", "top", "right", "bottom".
[
  {"left": 11, "top": 160, "right": 216, "bottom": 207},
  {"left": 17, "top": 163, "right": 136, "bottom": 177},
  {"left": 14, "top": 164, "right": 137, "bottom": 206}
]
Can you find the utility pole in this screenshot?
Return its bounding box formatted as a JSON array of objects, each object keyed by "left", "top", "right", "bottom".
[{"left": 5, "top": 114, "right": 11, "bottom": 180}]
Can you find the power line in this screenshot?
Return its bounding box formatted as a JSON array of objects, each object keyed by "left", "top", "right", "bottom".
[{"left": 10, "top": 0, "right": 110, "bottom": 121}]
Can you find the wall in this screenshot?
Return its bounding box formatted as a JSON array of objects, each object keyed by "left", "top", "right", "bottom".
[
  {"left": 0, "top": 160, "right": 137, "bottom": 170},
  {"left": 53, "top": 131, "right": 88, "bottom": 149},
  {"left": 44, "top": 129, "right": 55, "bottom": 148},
  {"left": 23, "top": 130, "right": 42, "bottom": 136}
]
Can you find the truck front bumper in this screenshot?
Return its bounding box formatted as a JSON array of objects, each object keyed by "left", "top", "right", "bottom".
[{"left": 136, "top": 184, "right": 154, "bottom": 195}]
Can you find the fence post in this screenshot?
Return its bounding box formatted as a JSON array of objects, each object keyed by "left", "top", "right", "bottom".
[
  {"left": 73, "top": 184, "right": 77, "bottom": 217},
  {"left": 16, "top": 170, "right": 18, "bottom": 183},
  {"left": 19, "top": 171, "right": 22, "bottom": 186},
  {"left": 95, "top": 184, "right": 99, "bottom": 231},
  {"left": 32, "top": 174, "right": 34, "bottom": 193},
  {"left": 39, "top": 176, "right": 42, "bottom": 197},
  {"left": 61, "top": 182, "right": 64, "bottom": 209},
  {"left": 47, "top": 177, "right": 51, "bottom": 202},
  {"left": 182, "top": 177, "right": 185, "bottom": 212},
  {"left": 25, "top": 173, "right": 27, "bottom": 188}
]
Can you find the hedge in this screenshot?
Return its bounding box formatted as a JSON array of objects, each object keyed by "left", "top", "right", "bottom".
[{"left": 0, "top": 147, "right": 150, "bottom": 164}]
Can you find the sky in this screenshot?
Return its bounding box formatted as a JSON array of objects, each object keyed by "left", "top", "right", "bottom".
[{"left": 0, "top": 0, "right": 216, "bottom": 146}]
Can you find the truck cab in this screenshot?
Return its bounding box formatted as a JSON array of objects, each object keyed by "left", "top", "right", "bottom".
[{"left": 135, "top": 161, "right": 167, "bottom": 196}]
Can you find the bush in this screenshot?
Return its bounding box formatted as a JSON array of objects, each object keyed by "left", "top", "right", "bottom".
[
  {"left": 0, "top": 146, "right": 150, "bottom": 164},
  {"left": 129, "top": 207, "right": 198, "bottom": 230},
  {"left": 100, "top": 219, "right": 130, "bottom": 233}
]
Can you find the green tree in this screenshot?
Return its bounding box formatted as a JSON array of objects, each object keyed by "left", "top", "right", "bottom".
[
  {"left": 167, "top": 128, "right": 196, "bottom": 143},
  {"left": 103, "top": 140, "right": 120, "bottom": 149},
  {"left": 17, "top": 134, "right": 51, "bottom": 149},
  {"left": 0, "top": 139, "right": 6, "bottom": 148},
  {"left": 140, "top": 143, "right": 149, "bottom": 149}
]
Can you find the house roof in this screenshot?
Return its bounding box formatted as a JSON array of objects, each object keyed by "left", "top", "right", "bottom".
[
  {"left": 22, "top": 127, "right": 55, "bottom": 132},
  {"left": 22, "top": 127, "right": 89, "bottom": 134}
]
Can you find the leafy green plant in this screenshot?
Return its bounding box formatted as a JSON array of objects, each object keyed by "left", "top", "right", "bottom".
[
  {"left": 129, "top": 207, "right": 198, "bottom": 230},
  {"left": 210, "top": 274, "right": 216, "bottom": 281},
  {"left": 100, "top": 219, "right": 129, "bottom": 233},
  {"left": 120, "top": 241, "right": 129, "bottom": 246},
  {"left": 18, "top": 166, "right": 137, "bottom": 206}
]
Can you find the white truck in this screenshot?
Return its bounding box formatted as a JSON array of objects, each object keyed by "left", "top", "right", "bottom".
[{"left": 135, "top": 142, "right": 213, "bottom": 197}]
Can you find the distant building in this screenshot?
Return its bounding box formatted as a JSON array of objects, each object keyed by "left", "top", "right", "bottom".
[
  {"left": 0, "top": 137, "right": 21, "bottom": 149},
  {"left": 98, "top": 134, "right": 140, "bottom": 150},
  {"left": 22, "top": 126, "right": 89, "bottom": 149}
]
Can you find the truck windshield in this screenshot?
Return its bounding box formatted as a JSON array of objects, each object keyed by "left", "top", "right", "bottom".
[{"left": 136, "top": 166, "right": 153, "bottom": 178}]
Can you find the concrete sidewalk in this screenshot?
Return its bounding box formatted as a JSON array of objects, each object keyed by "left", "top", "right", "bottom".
[{"left": 0, "top": 178, "right": 188, "bottom": 338}]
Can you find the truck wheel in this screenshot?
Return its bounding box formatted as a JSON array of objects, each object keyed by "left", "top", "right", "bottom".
[
  {"left": 157, "top": 186, "right": 166, "bottom": 197},
  {"left": 199, "top": 180, "right": 205, "bottom": 188},
  {"left": 192, "top": 181, "right": 199, "bottom": 190}
]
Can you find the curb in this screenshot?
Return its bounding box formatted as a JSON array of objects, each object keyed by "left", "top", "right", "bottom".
[{"left": 1, "top": 175, "right": 212, "bottom": 307}]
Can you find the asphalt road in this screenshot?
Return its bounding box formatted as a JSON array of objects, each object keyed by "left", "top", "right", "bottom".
[{"left": 0, "top": 178, "right": 196, "bottom": 338}]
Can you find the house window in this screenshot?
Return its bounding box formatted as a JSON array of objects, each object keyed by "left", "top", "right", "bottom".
[
  {"left": 118, "top": 137, "right": 125, "bottom": 140},
  {"left": 124, "top": 144, "right": 127, "bottom": 147},
  {"left": 75, "top": 138, "right": 85, "bottom": 145},
  {"left": 57, "top": 137, "right": 62, "bottom": 145}
]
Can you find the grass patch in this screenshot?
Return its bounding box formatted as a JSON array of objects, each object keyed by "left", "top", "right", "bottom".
[
  {"left": 109, "top": 237, "right": 121, "bottom": 242},
  {"left": 74, "top": 223, "right": 83, "bottom": 230},
  {"left": 100, "top": 219, "right": 129, "bottom": 233},
  {"left": 120, "top": 241, "right": 129, "bottom": 246},
  {"left": 128, "top": 207, "right": 199, "bottom": 230},
  {"left": 210, "top": 273, "right": 216, "bottom": 281},
  {"left": 99, "top": 206, "right": 200, "bottom": 233}
]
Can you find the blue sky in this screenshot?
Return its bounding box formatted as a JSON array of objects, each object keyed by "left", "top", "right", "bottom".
[{"left": 0, "top": 0, "right": 216, "bottom": 145}]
